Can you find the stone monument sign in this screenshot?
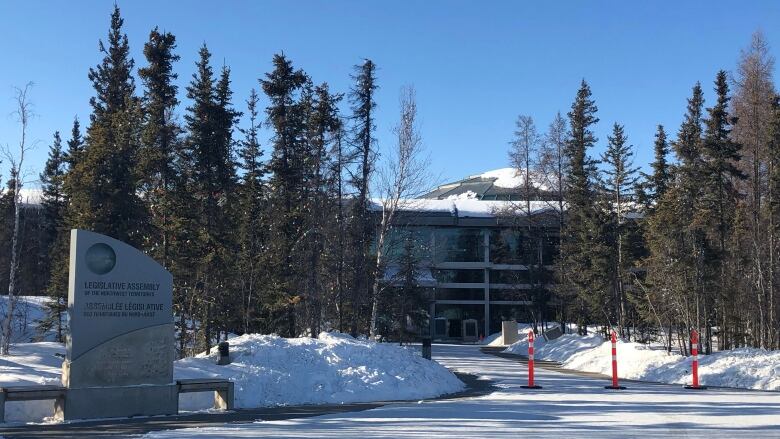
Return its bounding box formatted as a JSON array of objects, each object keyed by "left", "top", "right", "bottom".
[{"left": 58, "top": 229, "right": 177, "bottom": 420}]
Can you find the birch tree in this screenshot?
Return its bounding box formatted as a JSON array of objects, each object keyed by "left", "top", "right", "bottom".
[
  {"left": 1, "top": 83, "right": 36, "bottom": 355},
  {"left": 369, "top": 86, "right": 430, "bottom": 338}
]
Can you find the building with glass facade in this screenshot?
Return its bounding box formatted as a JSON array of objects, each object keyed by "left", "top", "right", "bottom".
[{"left": 384, "top": 168, "right": 561, "bottom": 340}]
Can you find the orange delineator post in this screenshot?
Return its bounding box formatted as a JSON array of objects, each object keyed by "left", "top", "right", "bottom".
[
  {"left": 521, "top": 329, "right": 542, "bottom": 389},
  {"left": 685, "top": 329, "right": 707, "bottom": 390},
  {"left": 605, "top": 330, "right": 625, "bottom": 389}
]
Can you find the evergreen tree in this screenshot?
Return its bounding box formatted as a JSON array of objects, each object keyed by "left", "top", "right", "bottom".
[
  {"left": 348, "top": 59, "right": 378, "bottom": 335},
  {"left": 66, "top": 5, "right": 144, "bottom": 245},
  {"left": 236, "top": 88, "right": 268, "bottom": 334},
  {"left": 387, "top": 231, "right": 428, "bottom": 344},
  {"left": 138, "top": 27, "right": 181, "bottom": 267},
  {"left": 38, "top": 132, "right": 67, "bottom": 341},
  {"left": 699, "top": 70, "right": 745, "bottom": 352},
  {"left": 639, "top": 125, "right": 670, "bottom": 209},
  {"left": 183, "top": 46, "right": 239, "bottom": 350},
  {"left": 557, "top": 80, "right": 608, "bottom": 333},
  {"left": 261, "top": 53, "right": 309, "bottom": 337},
  {"left": 300, "top": 83, "right": 342, "bottom": 337},
  {"left": 65, "top": 117, "right": 84, "bottom": 169},
  {"left": 600, "top": 123, "right": 640, "bottom": 334},
  {"left": 644, "top": 83, "right": 707, "bottom": 354}
]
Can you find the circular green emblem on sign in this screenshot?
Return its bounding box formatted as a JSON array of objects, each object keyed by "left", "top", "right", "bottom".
[{"left": 85, "top": 243, "right": 116, "bottom": 275}]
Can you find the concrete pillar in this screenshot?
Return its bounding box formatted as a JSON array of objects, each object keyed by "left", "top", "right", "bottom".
[
  {"left": 421, "top": 337, "right": 432, "bottom": 360},
  {"left": 502, "top": 320, "right": 519, "bottom": 345},
  {"left": 214, "top": 383, "right": 234, "bottom": 410},
  {"left": 483, "top": 229, "right": 490, "bottom": 338}
]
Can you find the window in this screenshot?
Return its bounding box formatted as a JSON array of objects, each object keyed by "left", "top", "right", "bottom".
[
  {"left": 489, "top": 229, "right": 524, "bottom": 264},
  {"left": 433, "top": 228, "right": 484, "bottom": 262},
  {"left": 383, "top": 227, "right": 433, "bottom": 261},
  {"left": 489, "top": 288, "right": 530, "bottom": 302},
  {"left": 436, "top": 288, "right": 484, "bottom": 301},
  {"left": 489, "top": 269, "right": 529, "bottom": 285},
  {"left": 433, "top": 269, "right": 485, "bottom": 284},
  {"left": 491, "top": 228, "right": 558, "bottom": 265},
  {"left": 541, "top": 235, "right": 559, "bottom": 265}
]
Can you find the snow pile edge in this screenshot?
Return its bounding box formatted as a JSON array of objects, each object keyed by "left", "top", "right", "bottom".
[
  {"left": 504, "top": 331, "right": 780, "bottom": 391},
  {"left": 176, "top": 332, "right": 465, "bottom": 410}
]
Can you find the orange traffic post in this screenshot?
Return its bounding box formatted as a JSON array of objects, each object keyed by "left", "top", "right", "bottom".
[
  {"left": 604, "top": 330, "right": 626, "bottom": 390},
  {"left": 684, "top": 329, "right": 707, "bottom": 390},
  {"left": 522, "top": 330, "right": 542, "bottom": 389}
]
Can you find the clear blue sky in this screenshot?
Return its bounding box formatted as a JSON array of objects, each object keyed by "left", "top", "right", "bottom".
[{"left": 1, "top": 1, "right": 778, "bottom": 190}]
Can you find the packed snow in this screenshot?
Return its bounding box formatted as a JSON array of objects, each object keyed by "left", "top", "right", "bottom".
[
  {"left": 0, "top": 342, "right": 64, "bottom": 422},
  {"left": 0, "top": 331, "right": 463, "bottom": 423},
  {"left": 177, "top": 332, "right": 464, "bottom": 411},
  {"left": 504, "top": 330, "right": 780, "bottom": 391},
  {"left": 143, "top": 344, "right": 780, "bottom": 438}
]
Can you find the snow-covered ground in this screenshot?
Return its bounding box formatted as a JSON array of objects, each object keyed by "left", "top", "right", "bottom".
[
  {"left": 0, "top": 295, "right": 57, "bottom": 343},
  {"left": 0, "top": 342, "right": 64, "bottom": 422},
  {"left": 0, "top": 333, "right": 463, "bottom": 423},
  {"left": 504, "top": 331, "right": 780, "bottom": 391},
  {"left": 177, "top": 332, "right": 464, "bottom": 410},
  {"left": 143, "top": 344, "right": 780, "bottom": 438}
]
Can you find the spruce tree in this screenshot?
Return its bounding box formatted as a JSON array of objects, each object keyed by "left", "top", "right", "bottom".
[
  {"left": 138, "top": 27, "right": 181, "bottom": 267},
  {"left": 348, "top": 59, "right": 378, "bottom": 335},
  {"left": 639, "top": 125, "right": 670, "bottom": 209},
  {"left": 236, "top": 88, "right": 268, "bottom": 334},
  {"left": 183, "top": 45, "right": 239, "bottom": 350},
  {"left": 65, "top": 117, "right": 84, "bottom": 169},
  {"left": 557, "top": 80, "right": 608, "bottom": 333},
  {"left": 300, "top": 82, "right": 342, "bottom": 337},
  {"left": 66, "top": 5, "right": 144, "bottom": 245},
  {"left": 699, "top": 70, "right": 745, "bottom": 352},
  {"left": 600, "top": 123, "right": 639, "bottom": 334},
  {"left": 645, "top": 83, "right": 707, "bottom": 354},
  {"left": 261, "top": 53, "right": 309, "bottom": 337},
  {"left": 38, "top": 132, "right": 67, "bottom": 341},
  {"left": 701, "top": 70, "right": 744, "bottom": 253}
]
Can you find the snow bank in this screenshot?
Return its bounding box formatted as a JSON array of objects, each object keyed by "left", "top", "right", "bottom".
[
  {"left": 176, "top": 332, "right": 464, "bottom": 411},
  {"left": 1, "top": 333, "right": 464, "bottom": 422},
  {"left": 504, "top": 332, "right": 780, "bottom": 391},
  {"left": 0, "top": 342, "right": 64, "bottom": 422},
  {"left": 503, "top": 332, "right": 603, "bottom": 361}
]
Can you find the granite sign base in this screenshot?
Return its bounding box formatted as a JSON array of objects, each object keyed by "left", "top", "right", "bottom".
[{"left": 55, "top": 384, "right": 178, "bottom": 421}]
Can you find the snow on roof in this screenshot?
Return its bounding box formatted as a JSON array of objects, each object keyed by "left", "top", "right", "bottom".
[
  {"left": 372, "top": 198, "right": 558, "bottom": 218},
  {"left": 471, "top": 168, "right": 523, "bottom": 188},
  {"left": 2, "top": 187, "right": 44, "bottom": 205},
  {"left": 19, "top": 188, "right": 42, "bottom": 205},
  {"left": 469, "top": 167, "right": 552, "bottom": 192}
]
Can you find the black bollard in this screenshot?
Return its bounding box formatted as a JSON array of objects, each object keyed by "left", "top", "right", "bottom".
[
  {"left": 217, "top": 341, "right": 230, "bottom": 365},
  {"left": 421, "top": 337, "right": 432, "bottom": 360}
]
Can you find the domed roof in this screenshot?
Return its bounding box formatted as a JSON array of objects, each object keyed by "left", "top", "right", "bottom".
[{"left": 421, "top": 168, "right": 554, "bottom": 201}]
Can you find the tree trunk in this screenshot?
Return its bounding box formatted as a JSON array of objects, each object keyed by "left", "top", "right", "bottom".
[{"left": 1, "top": 177, "right": 23, "bottom": 355}]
